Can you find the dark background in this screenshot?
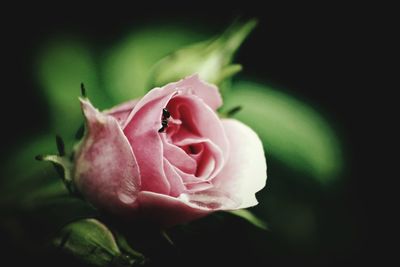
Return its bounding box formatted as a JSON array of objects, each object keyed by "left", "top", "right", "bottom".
[{"left": 1, "top": 3, "right": 380, "bottom": 266}]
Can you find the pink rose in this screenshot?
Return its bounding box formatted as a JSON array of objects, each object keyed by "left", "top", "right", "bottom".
[{"left": 74, "top": 75, "right": 266, "bottom": 226}]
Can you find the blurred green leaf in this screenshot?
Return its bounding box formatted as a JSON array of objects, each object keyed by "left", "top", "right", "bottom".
[
  {"left": 102, "top": 26, "right": 206, "bottom": 102},
  {"left": 227, "top": 209, "right": 268, "bottom": 230},
  {"left": 21, "top": 196, "right": 97, "bottom": 232},
  {"left": 0, "top": 136, "right": 62, "bottom": 202},
  {"left": 147, "top": 20, "right": 257, "bottom": 90},
  {"left": 54, "top": 218, "right": 145, "bottom": 267},
  {"left": 36, "top": 38, "right": 109, "bottom": 137},
  {"left": 224, "top": 81, "right": 343, "bottom": 183},
  {"left": 0, "top": 136, "right": 94, "bottom": 227}
]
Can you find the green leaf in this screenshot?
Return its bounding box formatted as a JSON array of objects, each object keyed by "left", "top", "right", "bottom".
[
  {"left": 54, "top": 218, "right": 145, "bottom": 267},
  {"left": 147, "top": 20, "right": 257, "bottom": 90},
  {"left": 35, "top": 38, "right": 109, "bottom": 137},
  {"left": 224, "top": 81, "right": 343, "bottom": 183},
  {"left": 227, "top": 209, "right": 268, "bottom": 230},
  {"left": 102, "top": 26, "right": 206, "bottom": 102}
]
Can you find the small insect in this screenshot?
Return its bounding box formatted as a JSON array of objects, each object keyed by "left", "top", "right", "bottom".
[{"left": 158, "top": 108, "right": 171, "bottom": 132}]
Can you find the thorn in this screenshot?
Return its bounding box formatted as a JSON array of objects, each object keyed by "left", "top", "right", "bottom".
[
  {"left": 56, "top": 135, "right": 65, "bottom": 156},
  {"left": 226, "top": 106, "right": 242, "bottom": 117},
  {"left": 75, "top": 124, "right": 85, "bottom": 140},
  {"left": 35, "top": 154, "right": 44, "bottom": 161},
  {"left": 80, "top": 83, "right": 86, "bottom": 97}
]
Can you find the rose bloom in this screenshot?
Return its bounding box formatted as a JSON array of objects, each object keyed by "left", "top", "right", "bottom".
[{"left": 74, "top": 75, "right": 266, "bottom": 226}]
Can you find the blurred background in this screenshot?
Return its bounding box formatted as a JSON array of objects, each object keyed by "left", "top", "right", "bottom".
[{"left": 0, "top": 3, "right": 375, "bottom": 267}]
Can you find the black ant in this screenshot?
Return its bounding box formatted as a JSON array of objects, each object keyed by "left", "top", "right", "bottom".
[{"left": 158, "top": 108, "right": 170, "bottom": 133}]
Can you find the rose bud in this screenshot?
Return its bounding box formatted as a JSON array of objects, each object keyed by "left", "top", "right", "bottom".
[
  {"left": 147, "top": 20, "right": 257, "bottom": 89},
  {"left": 74, "top": 75, "right": 266, "bottom": 227},
  {"left": 53, "top": 218, "right": 145, "bottom": 266}
]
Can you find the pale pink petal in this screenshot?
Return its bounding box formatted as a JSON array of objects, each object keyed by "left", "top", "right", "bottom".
[
  {"left": 173, "top": 167, "right": 200, "bottom": 184},
  {"left": 122, "top": 74, "right": 222, "bottom": 129},
  {"left": 136, "top": 189, "right": 240, "bottom": 226},
  {"left": 136, "top": 191, "right": 211, "bottom": 227},
  {"left": 74, "top": 98, "right": 140, "bottom": 213},
  {"left": 168, "top": 95, "right": 229, "bottom": 157},
  {"left": 105, "top": 99, "right": 139, "bottom": 126},
  {"left": 105, "top": 98, "right": 139, "bottom": 114},
  {"left": 174, "top": 137, "right": 224, "bottom": 181},
  {"left": 178, "top": 189, "right": 240, "bottom": 210},
  {"left": 161, "top": 134, "right": 197, "bottom": 174},
  {"left": 167, "top": 95, "right": 229, "bottom": 181},
  {"left": 212, "top": 119, "right": 267, "bottom": 208},
  {"left": 173, "top": 167, "right": 214, "bottom": 192},
  {"left": 163, "top": 74, "right": 222, "bottom": 110},
  {"left": 163, "top": 159, "right": 185, "bottom": 197},
  {"left": 123, "top": 93, "right": 176, "bottom": 195},
  {"left": 184, "top": 180, "right": 214, "bottom": 192}
]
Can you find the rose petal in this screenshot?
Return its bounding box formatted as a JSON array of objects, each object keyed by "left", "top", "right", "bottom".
[
  {"left": 172, "top": 167, "right": 214, "bottom": 192},
  {"left": 178, "top": 189, "right": 240, "bottom": 210},
  {"left": 163, "top": 159, "right": 185, "bottom": 197},
  {"left": 74, "top": 99, "right": 140, "bottom": 213},
  {"left": 174, "top": 137, "right": 224, "bottom": 181},
  {"left": 184, "top": 180, "right": 214, "bottom": 192},
  {"left": 168, "top": 95, "right": 229, "bottom": 160},
  {"left": 163, "top": 74, "right": 222, "bottom": 111},
  {"left": 122, "top": 74, "right": 222, "bottom": 129},
  {"left": 167, "top": 95, "right": 229, "bottom": 182},
  {"left": 212, "top": 119, "right": 267, "bottom": 208},
  {"left": 105, "top": 98, "right": 139, "bottom": 114},
  {"left": 136, "top": 189, "right": 240, "bottom": 226},
  {"left": 105, "top": 99, "right": 139, "bottom": 126},
  {"left": 136, "top": 191, "right": 211, "bottom": 227},
  {"left": 124, "top": 93, "right": 176, "bottom": 195},
  {"left": 161, "top": 134, "right": 197, "bottom": 174}
]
